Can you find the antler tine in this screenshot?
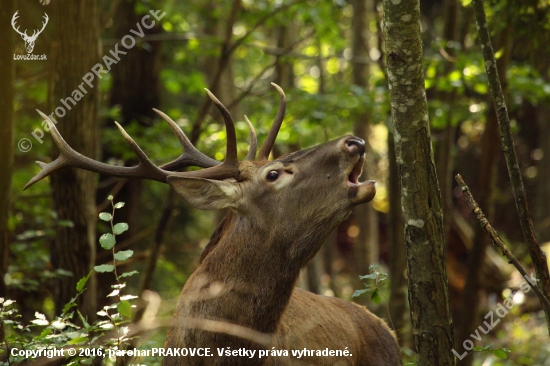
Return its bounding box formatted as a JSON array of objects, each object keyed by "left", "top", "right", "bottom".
[
  {"left": 204, "top": 89, "right": 239, "bottom": 166},
  {"left": 24, "top": 110, "right": 169, "bottom": 190},
  {"left": 113, "top": 122, "right": 161, "bottom": 169},
  {"left": 243, "top": 115, "right": 257, "bottom": 161},
  {"left": 153, "top": 108, "right": 220, "bottom": 170},
  {"left": 24, "top": 110, "right": 82, "bottom": 190},
  {"left": 257, "top": 83, "right": 286, "bottom": 160}
]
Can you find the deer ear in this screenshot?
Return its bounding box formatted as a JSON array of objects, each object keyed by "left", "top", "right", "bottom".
[{"left": 167, "top": 176, "right": 240, "bottom": 210}]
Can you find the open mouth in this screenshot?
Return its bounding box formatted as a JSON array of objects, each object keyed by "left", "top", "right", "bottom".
[
  {"left": 347, "top": 156, "right": 365, "bottom": 187},
  {"left": 345, "top": 155, "right": 376, "bottom": 204}
]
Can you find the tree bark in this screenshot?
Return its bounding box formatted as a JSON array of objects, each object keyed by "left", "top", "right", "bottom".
[
  {"left": 49, "top": 0, "right": 100, "bottom": 319},
  {"left": 387, "top": 131, "right": 409, "bottom": 345},
  {"left": 383, "top": 0, "right": 456, "bottom": 364},
  {"left": 0, "top": 0, "right": 15, "bottom": 298}
]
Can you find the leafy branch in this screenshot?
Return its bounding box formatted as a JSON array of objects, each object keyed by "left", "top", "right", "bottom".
[{"left": 0, "top": 197, "right": 139, "bottom": 365}]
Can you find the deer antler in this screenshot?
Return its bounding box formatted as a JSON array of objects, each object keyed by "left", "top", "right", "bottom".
[
  {"left": 257, "top": 83, "right": 286, "bottom": 160},
  {"left": 153, "top": 108, "right": 221, "bottom": 170},
  {"left": 24, "top": 111, "right": 171, "bottom": 190},
  {"left": 24, "top": 86, "right": 285, "bottom": 190},
  {"left": 11, "top": 11, "right": 27, "bottom": 38}
]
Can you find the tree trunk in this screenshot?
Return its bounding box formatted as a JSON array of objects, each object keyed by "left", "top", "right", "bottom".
[
  {"left": 274, "top": 25, "right": 295, "bottom": 89},
  {"left": 383, "top": 0, "right": 456, "bottom": 364},
  {"left": 433, "top": 0, "right": 458, "bottom": 236},
  {"left": 535, "top": 104, "right": 550, "bottom": 243},
  {"left": 0, "top": 0, "right": 15, "bottom": 299},
  {"left": 49, "top": 0, "right": 100, "bottom": 319},
  {"left": 454, "top": 28, "right": 511, "bottom": 366},
  {"left": 351, "top": 0, "right": 379, "bottom": 275},
  {"left": 534, "top": 59, "right": 550, "bottom": 243},
  {"left": 99, "top": 0, "right": 163, "bottom": 301}
]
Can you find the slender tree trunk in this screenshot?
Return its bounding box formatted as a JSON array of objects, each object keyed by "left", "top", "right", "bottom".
[
  {"left": 351, "top": 0, "right": 379, "bottom": 275},
  {"left": 383, "top": 0, "right": 456, "bottom": 364},
  {"left": 534, "top": 59, "right": 550, "bottom": 243},
  {"left": 49, "top": 0, "right": 100, "bottom": 319},
  {"left": 472, "top": 0, "right": 550, "bottom": 331},
  {"left": 454, "top": 29, "right": 511, "bottom": 366},
  {"left": 274, "top": 25, "right": 295, "bottom": 89},
  {"left": 0, "top": 0, "right": 15, "bottom": 299},
  {"left": 99, "top": 0, "right": 162, "bottom": 301},
  {"left": 535, "top": 104, "right": 550, "bottom": 243},
  {"left": 190, "top": 0, "right": 241, "bottom": 143},
  {"left": 373, "top": 0, "right": 410, "bottom": 345},
  {"left": 433, "top": 0, "right": 458, "bottom": 236}
]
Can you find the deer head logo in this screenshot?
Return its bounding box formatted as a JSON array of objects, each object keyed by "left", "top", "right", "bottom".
[{"left": 11, "top": 11, "right": 49, "bottom": 54}]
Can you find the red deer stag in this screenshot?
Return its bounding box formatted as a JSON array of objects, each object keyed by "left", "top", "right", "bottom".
[{"left": 26, "top": 84, "right": 401, "bottom": 365}]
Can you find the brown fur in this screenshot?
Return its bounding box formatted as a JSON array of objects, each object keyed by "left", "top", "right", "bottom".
[{"left": 163, "top": 136, "right": 401, "bottom": 365}]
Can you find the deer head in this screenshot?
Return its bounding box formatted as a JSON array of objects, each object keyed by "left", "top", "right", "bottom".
[
  {"left": 25, "top": 84, "right": 375, "bottom": 272},
  {"left": 12, "top": 11, "right": 49, "bottom": 54},
  {"left": 25, "top": 85, "right": 395, "bottom": 365}
]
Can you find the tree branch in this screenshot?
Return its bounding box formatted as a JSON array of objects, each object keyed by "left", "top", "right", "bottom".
[
  {"left": 472, "top": 0, "right": 550, "bottom": 329},
  {"left": 455, "top": 174, "right": 550, "bottom": 312},
  {"left": 227, "top": 0, "right": 308, "bottom": 55}
]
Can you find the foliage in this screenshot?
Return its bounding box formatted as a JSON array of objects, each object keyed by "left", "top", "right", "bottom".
[
  {"left": 353, "top": 265, "right": 388, "bottom": 305},
  {"left": 8, "top": 0, "right": 550, "bottom": 363},
  {"left": 0, "top": 199, "right": 139, "bottom": 365}
]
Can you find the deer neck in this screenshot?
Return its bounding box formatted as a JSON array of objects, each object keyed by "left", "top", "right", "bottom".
[{"left": 189, "top": 211, "right": 313, "bottom": 334}]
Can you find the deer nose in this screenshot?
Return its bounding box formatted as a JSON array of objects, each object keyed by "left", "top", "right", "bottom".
[{"left": 345, "top": 137, "right": 365, "bottom": 156}]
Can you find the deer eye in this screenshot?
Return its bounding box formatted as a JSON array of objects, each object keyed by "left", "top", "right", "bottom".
[{"left": 266, "top": 170, "right": 279, "bottom": 182}]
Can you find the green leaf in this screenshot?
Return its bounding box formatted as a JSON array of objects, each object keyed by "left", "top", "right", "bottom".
[
  {"left": 117, "top": 300, "right": 132, "bottom": 318},
  {"left": 76, "top": 271, "right": 92, "bottom": 292},
  {"left": 99, "top": 212, "right": 112, "bottom": 222},
  {"left": 99, "top": 233, "right": 116, "bottom": 250},
  {"left": 57, "top": 220, "right": 75, "bottom": 228},
  {"left": 107, "top": 195, "right": 113, "bottom": 201},
  {"left": 359, "top": 273, "right": 378, "bottom": 280},
  {"left": 39, "top": 327, "right": 52, "bottom": 338},
  {"left": 114, "top": 202, "right": 125, "bottom": 209},
  {"left": 113, "top": 223, "right": 129, "bottom": 235},
  {"left": 119, "top": 270, "right": 138, "bottom": 278},
  {"left": 114, "top": 250, "right": 133, "bottom": 261},
  {"left": 68, "top": 336, "right": 89, "bottom": 345},
  {"left": 77, "top": 310, "right": 90, "bottom": 329},
  {"left": 492, "top": 349, "right": 508, "bottom": 359},
  {"left": 63, "top": 302, "right": 77, "bottom": 314},
  {"left": 352, "top": 289, "right": 369, "bottom": 298},
  {"left": 371, "top": 289, "right": 382, "bottom": 304},
  {"left": 94, "top": 264, "right": 115, "bottom": 273}
]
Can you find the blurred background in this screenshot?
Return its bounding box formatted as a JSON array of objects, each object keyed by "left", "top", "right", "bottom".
[{"left": 1, "top": 0, "right": 550, "bottom": 364}]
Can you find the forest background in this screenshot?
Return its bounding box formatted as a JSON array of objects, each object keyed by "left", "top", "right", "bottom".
[{"left": 1, "top": 0, "right": 550, "bottom": 365}]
